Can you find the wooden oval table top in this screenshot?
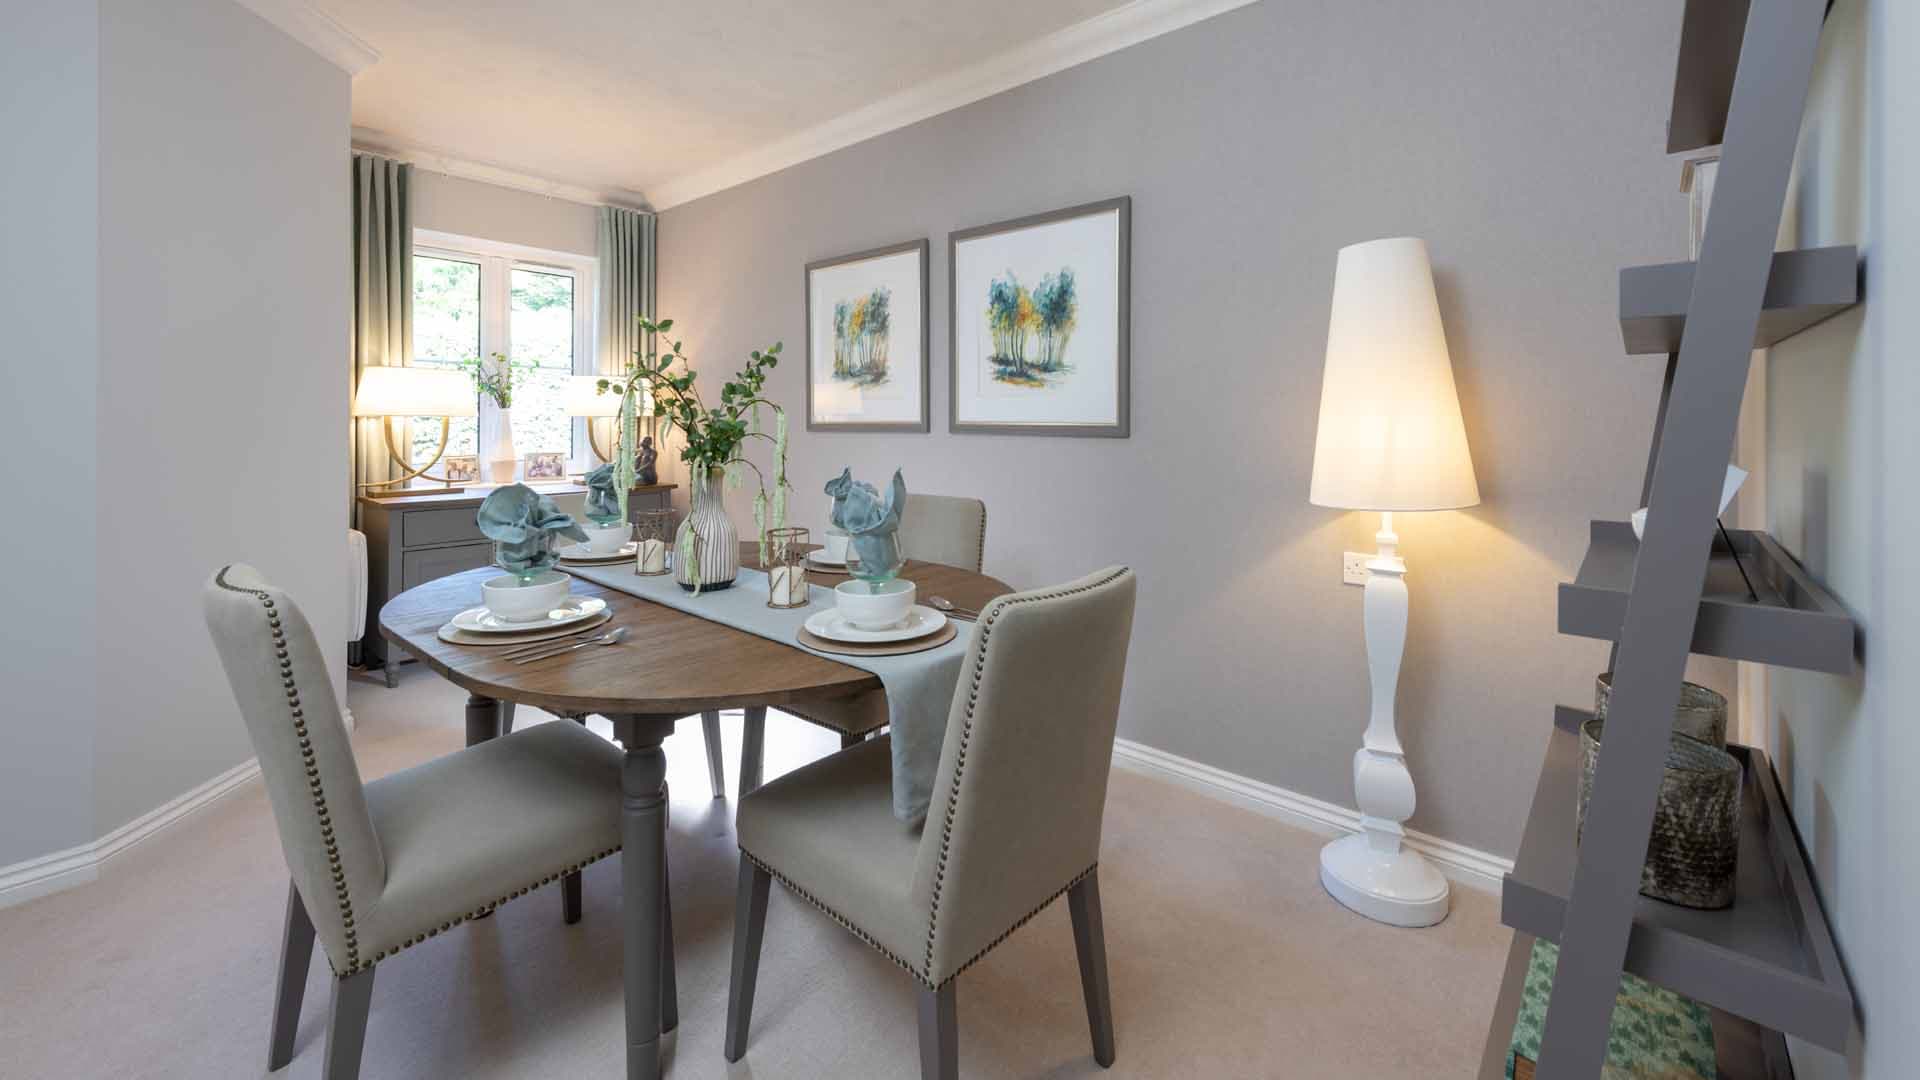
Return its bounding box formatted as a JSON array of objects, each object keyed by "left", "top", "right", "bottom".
[{"left": 380, "top": 542, "right": 1013, "bottom": 717}]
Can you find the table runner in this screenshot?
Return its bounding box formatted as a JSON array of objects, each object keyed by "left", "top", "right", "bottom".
[{"left": 563, "top": 563, "right": 973, "bottom": 822}]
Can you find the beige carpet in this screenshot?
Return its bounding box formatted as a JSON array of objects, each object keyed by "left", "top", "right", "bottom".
[{"left": 0, "top": 669, "right": 1510, "bottom": 1078}]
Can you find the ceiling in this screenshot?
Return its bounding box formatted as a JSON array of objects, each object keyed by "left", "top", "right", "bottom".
[{"left": 328, "top": 0, "right": 1134, "bottom": 206}]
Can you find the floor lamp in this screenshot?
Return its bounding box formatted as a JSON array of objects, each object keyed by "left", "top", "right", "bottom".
[
  {"left": 1308, "top": 236, "right": 1480, "bottom": 928},
  {"left": 353, "top": 365, "right": 479, "bottom": 494}
]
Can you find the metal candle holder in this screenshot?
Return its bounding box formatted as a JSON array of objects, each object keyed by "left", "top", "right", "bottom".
[
  {"left": 765, "top": 527, "right": 811, "bottom": 609},
  {"left": 632, "top": 509, "right": 674, "bottom": 576}
]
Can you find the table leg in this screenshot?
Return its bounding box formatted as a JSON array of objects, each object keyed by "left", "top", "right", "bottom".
[
  {"left": 611, "top": 714, "right": 677, "bottom": 1080},
  {"left": 464, "top": 694, "right": 502, "bottom": 747}
]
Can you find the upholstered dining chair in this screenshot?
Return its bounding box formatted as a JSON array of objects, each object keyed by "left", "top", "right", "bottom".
[
  {"left": 203, "top": 564, "right": 655, "bottom": 1080},
  {"left": 692, "top": 492, "right": 991, "bottom": 800},
  {"left": 724, "top": 565, "right": 1135, "bottom": 1079}
]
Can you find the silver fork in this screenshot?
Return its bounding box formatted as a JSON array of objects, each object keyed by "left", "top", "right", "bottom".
[
  {"left": 510, "top": 626, "right": 629, "bottom": 664},
  {"left": 497, "top": 624, "right": 608, "bottom": 660}
]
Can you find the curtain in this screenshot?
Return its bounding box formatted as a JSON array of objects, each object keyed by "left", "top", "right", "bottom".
[
  {"left": 351, "top": 153, "right": 413, "bottom": 505},
  {"left": 597, "top": 205, "right": 656, "bottom": 377}
]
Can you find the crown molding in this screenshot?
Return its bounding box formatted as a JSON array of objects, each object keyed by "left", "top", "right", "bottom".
[
  {"left": 233, "top": 0, "right": 380, "bottom": 75},
  {"left": 649, "top": 0, "right": 1261, "bottom": 209},
  {"left": 351, "top": 128, "right": 652, "bottom": 211}
]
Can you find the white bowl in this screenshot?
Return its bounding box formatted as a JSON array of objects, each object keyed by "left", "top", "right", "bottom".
[
  {"left": 582, "top": 520, "right": 632, "bottom": 554},
  {"left": 833, "top": 578, "right": 915, "bottom": 630},
  {"left": 481, "top": 570, "right": 571, "bottom": 623}
]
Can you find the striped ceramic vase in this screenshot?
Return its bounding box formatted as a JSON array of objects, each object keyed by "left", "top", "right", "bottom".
[{"left": 675, "top": 466, "right": 739, "bottom": 592}]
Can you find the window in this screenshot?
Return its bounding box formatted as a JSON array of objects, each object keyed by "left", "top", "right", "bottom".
[{"left": 408, "top": 230, "right": 597, "bottom": 480}]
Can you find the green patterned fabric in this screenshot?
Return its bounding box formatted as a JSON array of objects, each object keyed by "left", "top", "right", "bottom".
[{"left": 1507, "top": 939, "right": 1715, "bottom": 1079}]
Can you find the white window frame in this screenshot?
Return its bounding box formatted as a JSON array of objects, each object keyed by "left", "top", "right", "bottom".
[{"left": 412, "top": 228, "right": 598, "bottom": 477}]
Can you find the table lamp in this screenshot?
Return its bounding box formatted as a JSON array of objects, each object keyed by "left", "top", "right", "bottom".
[
  {"left": 1308, "top": 236, "right": 1479, "bottom": 927},
  {"left": 566, "top": 374, "right": 652, "bottom": 464},
  {"left": 352, "top": 365, "right": 479, "bottom": 493}
]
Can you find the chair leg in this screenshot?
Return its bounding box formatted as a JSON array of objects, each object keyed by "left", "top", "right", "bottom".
[
  {"left": 917, "top": 980, "right": 958, "bottom": 1080},
  {"left": 499, "top": 700, "right": 517, "bottom": 736},
  {"left": 661, "top": 847, "right": 678, "bottom": 1034},
  {"left": 739, "top": 706, "right": 767, "bottom": 795},
  {"left": 268, "top": 880, "right": 316, "bottom": 1070},
  {"left": 322, "top": 966, "right": 376, "bottom": 1080},
  {"left": 700, "top": 710, "right": 726, "bottom": 799},
  {"left": 840, "top": 731, "right": 864, "bottom": 750},
  {"left": 561, "top": 870, "right": 583, "bottom": 925},
  {"left": 724, "top": 856, "right": 772, "bottom": 1062},
  {"left": 1068, "top": 871, "right": 1116, "bottom": 1067}
]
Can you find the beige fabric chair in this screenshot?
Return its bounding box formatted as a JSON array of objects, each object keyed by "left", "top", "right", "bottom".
[
  {"left": 203, "top": 564, "right": 639, "bottom": 1080},
  {"left": 697, "top": 493, "right": 991, "bottom": 798},
  {"left": 725, "top": 566, "right": 1136, "bottom": 1079}
]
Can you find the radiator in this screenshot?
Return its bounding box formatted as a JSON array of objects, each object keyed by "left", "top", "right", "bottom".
[{"left": 347, "top": 529, "right": 368, "bottom": 644}]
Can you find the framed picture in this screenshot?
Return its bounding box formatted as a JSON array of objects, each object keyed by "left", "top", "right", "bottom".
[
  {"left": 805, "top": 239, "right": 930, "bottom": 432},
  {"left": 949, "top": 197, "right": 1130, "bottom": 437},
  {"left": 523, "top": 452, "right": 567, "bottom": 481},
  {"left": 442, "top": 454, "right": 480, "bottom": 483}
]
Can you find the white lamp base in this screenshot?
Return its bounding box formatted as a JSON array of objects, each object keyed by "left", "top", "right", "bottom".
[{"left": 1319, "top": 832, "right": 1450, "bottom": 928}]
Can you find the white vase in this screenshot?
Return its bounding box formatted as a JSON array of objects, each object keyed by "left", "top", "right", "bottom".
[
  {"left": 486, "top": 409, "right": 517, "bottom": 483},
  {"left": 675, "top": 466, "right": 739, "bottom": 592}
]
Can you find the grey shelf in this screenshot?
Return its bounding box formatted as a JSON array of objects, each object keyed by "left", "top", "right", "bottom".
[
  {"left": 1559, "top": 521, "right": 1856, "bottom": 674},
  {"left": 1501, "top": 709, "right": 1854, "bottom": 1052},
  {"left": 1620, "top": 246, "right": 1859, "bottom": 354},
  {"left": 1666, "top": 0, "right": 1750, "bottom": 153}
]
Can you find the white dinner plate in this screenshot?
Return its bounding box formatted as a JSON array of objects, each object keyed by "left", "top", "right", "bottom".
[
  {"left": 802, "top": 604, "right": 947, "bottom": 644},
  {"left": 806, "top": 552, "right": 857, "bottom": 571},
  {"left": 448, "top": 596, "right": 608, "bottom": 634},
  {"left": 556, "top": 541, "right": 638, "bottom": 563}
]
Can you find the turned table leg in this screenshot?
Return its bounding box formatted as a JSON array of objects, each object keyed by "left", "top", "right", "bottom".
[{"left": 611, "top": 714, "right": 678, "bottom": 1080}]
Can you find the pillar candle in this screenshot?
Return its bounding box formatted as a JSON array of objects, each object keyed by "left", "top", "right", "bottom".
[{"left": 636, "top": 537, "right": 668, "bottom": 573}]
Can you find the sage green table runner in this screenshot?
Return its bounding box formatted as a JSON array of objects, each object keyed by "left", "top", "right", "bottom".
[{"left": 563, "top": 563, "right": 973, "bottom": 822}]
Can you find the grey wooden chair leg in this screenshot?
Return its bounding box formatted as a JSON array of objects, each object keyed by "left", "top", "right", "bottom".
[
  {"left": 383, "top": 660, "right": 398, "bottom": 688},
  {"left": 561, "top": 870, "right": 583, "bottom": 925},
  {"left": 739, "top": 706, "right": 767, "bottom": 795},
  {"left": 322, "top": 966, "right": 376, "bottom": 1080},
  {"left": 661, "top": 848, "right": 678, "bottom": 1034},
  {"left": 724, "top": 856, "right": 772, "bottom": 1062},
  {"left": 916, "top": 980, "right": 958, "bottom": 1080},
  {"left": 499, "top": 700, "right": 517, "bottom": 736},
  {"left": 700, "top": 710, "right": 726, "bottom": 798},
  {"left": 840, "top": 731, "right": 864, "bottom": 750},
  {"left": 1068, "top": 871, "right": 1116, "bottom": 1067},
  {"left": 268, "top": 880, "right": 316, "bottom": 1070}
]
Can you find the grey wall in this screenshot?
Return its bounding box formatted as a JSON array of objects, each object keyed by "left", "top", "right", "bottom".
[
  {"left": 412, "top": 170, "right": 599, "bottom": 255},
  {"left": 0, "top": 0, "right": 101, "bottom": 870},
  {"left": 1766, "top": 0, "right": 1917, "bottom": 1075},
  {"left": 660, "top": 0, "right": 1690, "bottom": 855}
]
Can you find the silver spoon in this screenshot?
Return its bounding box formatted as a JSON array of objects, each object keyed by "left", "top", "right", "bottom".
[
  {"left": 512, "top": 626, "right": 628, "bottom": 664},
  {"left": 927, "top": 596, "right": 979, "bottom": 620}
]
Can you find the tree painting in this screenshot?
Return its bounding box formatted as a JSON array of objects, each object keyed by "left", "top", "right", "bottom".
[
  {"left": 831, "top": 286, "right": 894, "bottom": 387},
  {"left": 985, "top": 267, "right": 1077, "bottom": 387}
]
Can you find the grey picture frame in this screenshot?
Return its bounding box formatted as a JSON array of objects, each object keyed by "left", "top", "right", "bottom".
[
  {"left": 948, "top": 196, "right": 1131, "bottom": 438},
  {"left": 804, "top": 238, "right": 931, "bottom": 433}
]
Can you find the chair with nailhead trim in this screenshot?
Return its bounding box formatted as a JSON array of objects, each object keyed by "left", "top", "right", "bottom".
[
  {"left": 699, "top": 493, "right": 991, "bottom": 806},
  {"left": 203, "top": 564, "right": 644, "bottom": 1080},
  {"left": 724, "top": 566, "right": 1134, "bottom": 1080}
]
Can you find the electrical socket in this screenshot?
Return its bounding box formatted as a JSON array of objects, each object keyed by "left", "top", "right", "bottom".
[{"left": 1342, "top": 552, "right": 1370, "bottom": 586}]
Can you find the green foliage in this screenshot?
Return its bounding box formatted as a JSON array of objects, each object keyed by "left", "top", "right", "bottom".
[{"left": 461, "top": 351, "right": 538, "bottom": 409}]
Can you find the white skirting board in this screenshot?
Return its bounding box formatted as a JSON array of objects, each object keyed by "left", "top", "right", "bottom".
[
  {"left": 0, "top": 707, "right": 355, "bottom": 909},
  {"left": 1110, "top": 738, "right": 1513, "bottom": 893}
]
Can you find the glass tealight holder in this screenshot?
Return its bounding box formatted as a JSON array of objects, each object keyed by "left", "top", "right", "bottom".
[
  {"left": 632, "top": 509, "right": 674, "bottom": 576},
  {"left": 765, "top": 526, "right": 811, "bottom": 609}
]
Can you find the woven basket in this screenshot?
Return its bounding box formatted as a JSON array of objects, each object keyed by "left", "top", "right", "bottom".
[
  {"left": 1577, "top": 717, "right": 1741, "bottom": 909},
  {"left": 1593, "top": 673, "right": 1728, "bottom": 749}
]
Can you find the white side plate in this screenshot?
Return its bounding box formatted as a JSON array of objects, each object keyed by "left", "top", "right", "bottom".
[
  {"left": 803, "top": 604, "right": 947, "bottom": 644},
  {"left": 449, "top": 596, "right": 608, "bottom": 634}
]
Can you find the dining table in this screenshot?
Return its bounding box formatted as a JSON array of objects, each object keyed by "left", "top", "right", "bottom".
[{"left": 379, "top": 542, "right": 1012, "bottom": 1080}]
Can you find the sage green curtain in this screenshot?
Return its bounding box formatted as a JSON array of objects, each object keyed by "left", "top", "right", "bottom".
[
  {"left": 351, "top": 153, "right": 413, "bottom": 503},
  {"left": 597, "top": 205, "right": 656, "bottom": 377}
]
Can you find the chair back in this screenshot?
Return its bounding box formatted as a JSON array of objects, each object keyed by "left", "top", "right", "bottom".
[
  {"left": 910, "top": 566, "right": 1135, "bottom": 985},
  {"left": 203, "top": 564, "right": 383, "bottom": 974},
  {"left": 900, "top": 493, "right": 987, "bottom": 572}
]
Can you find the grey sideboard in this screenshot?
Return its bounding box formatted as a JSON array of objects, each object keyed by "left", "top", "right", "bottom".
[{"left": 357, "top": 482, "right": 677, "bottom": 685}]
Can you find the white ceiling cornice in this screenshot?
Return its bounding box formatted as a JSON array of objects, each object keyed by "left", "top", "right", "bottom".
[
  {"left": 351, "top": 128, "right": 653, "bottom": 211},
  {"left": 233, "top": 0, "right": 380, "bottom": 75},
  {"left": 648, "top": 0, "right": 1261, "bottom": 209}
]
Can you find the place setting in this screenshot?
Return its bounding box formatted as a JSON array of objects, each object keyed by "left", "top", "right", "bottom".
[
  {"left": 435, "top": 486, "right": 622, "bottom": 662},
  {"left": 794, "top": 468, "right": 957, "bottom": 657}
]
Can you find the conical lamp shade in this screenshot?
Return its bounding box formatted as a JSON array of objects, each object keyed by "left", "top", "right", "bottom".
[{"left": 1309, "top": 237, "right": 1479, "bottom": 511}]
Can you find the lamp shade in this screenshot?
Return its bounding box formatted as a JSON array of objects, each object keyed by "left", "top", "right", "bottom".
[
  {"left": 352, "top": 365, "right": 478, "bottom": 418},
  {"left": 1308, "top": 237, "right": 1479, "bottom": 511},
  {"left": 568, "top": 375, "right": 652, "bottom": 417}
]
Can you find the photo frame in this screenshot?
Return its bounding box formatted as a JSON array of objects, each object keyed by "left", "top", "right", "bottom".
[
  {"left": 949, "top": 197, "right": 1130, "bottom": 437},
  {"left": 805, "top": 239, "right": 930, "bottom": 432},
  {"left": 441, "top": 454, "right": 480, "bottom": 484},
  {"left": 523, "top": 452, "right": 567, "bottom": 481}
]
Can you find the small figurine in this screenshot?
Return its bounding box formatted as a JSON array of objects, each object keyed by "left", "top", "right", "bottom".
[{"left": 635, "top": 435, "right": 659, "bottom": 486}]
